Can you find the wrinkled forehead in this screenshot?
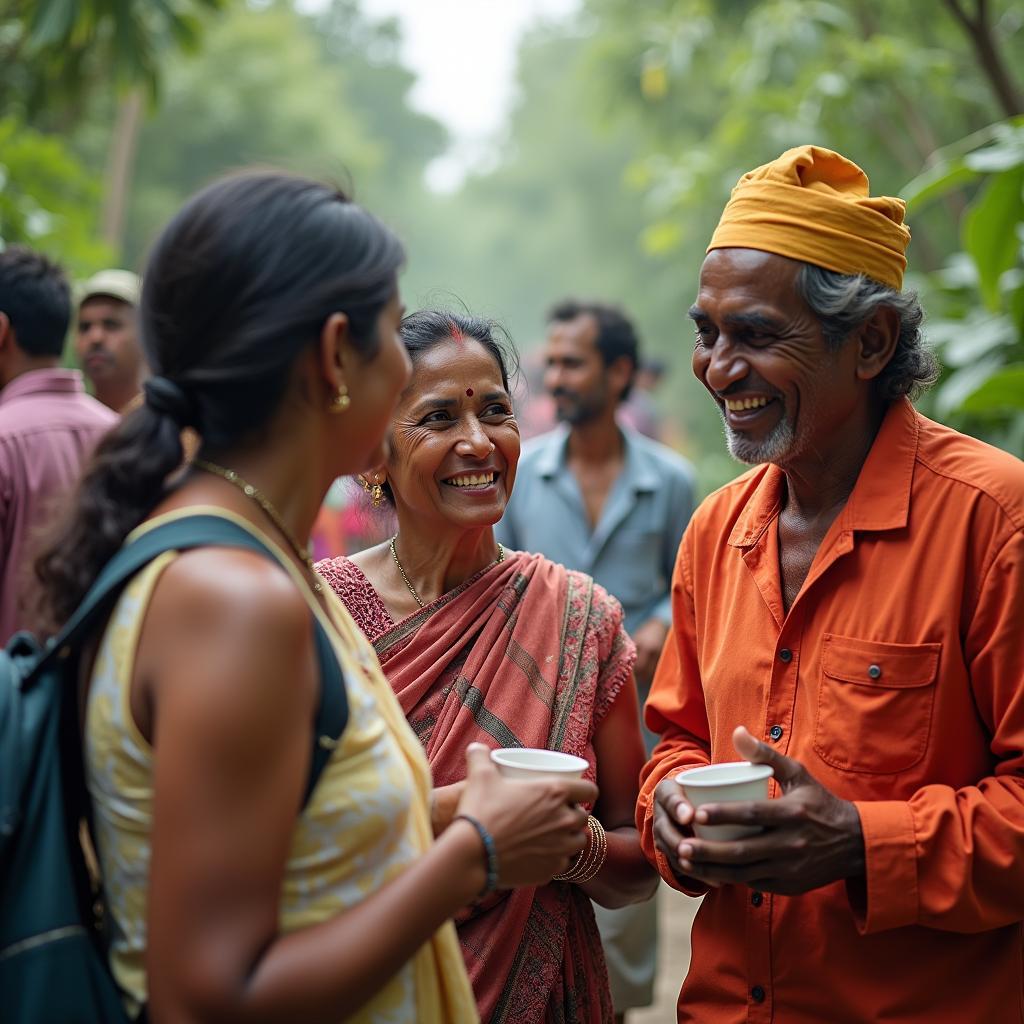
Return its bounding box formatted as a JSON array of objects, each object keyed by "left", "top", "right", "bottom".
[
  {"left": 403, "top": 336, "right": 507, "bottom": 398},
  {"left": 693, "top": 248, "right": 804, "bottom": 318}
]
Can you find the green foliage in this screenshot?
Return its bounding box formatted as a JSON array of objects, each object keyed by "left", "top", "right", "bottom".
[
  {"left": 310, "top": 0, "right": 448, "bottom": 199},
  {"left": 905, "top": 118, "right": 1024, "bottom": 452},
  {"left": 118, "top": 0, "right": 447, "bottom": 267},
  {"left": 902, "top": 120, "right": 1024, "bottom": 210},
  {"left": 581, "top": 0, "right": 1022, "bottom": 283},
  {"left": 1, "top": 0, "right": 227, "bottom": 122},
  {"left": 959, "top": 366, "right": 1024, "bottom": 413},
  {"left": 964, "top": 165, "right": 1024, "bottom": 310},
  {"left": 0, "top": 117, "right": 112, "bottom": 275},
  {"left": 0, "top": 0, "right": 228, "bottom": 281}
]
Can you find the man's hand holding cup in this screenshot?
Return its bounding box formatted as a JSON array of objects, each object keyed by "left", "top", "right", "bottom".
[{"left": 653, "top": 725, "right": 865, "bottom": 895}]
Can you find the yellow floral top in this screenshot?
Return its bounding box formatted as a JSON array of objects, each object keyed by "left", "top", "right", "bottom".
[{"left": 84, "top": 507, "right": 477, "bottom": 1022}]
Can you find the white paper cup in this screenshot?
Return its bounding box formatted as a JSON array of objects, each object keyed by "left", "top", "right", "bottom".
[
  {"left": 490, "top": 747, "right": 589, "bottom": 781},
  {"left": 675, "top": 761, "right": 774, "bottom": 840}
]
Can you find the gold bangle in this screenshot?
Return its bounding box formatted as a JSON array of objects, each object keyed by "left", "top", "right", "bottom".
[{"left": 552, "top": 816, "right": 608, "bottom": 884}]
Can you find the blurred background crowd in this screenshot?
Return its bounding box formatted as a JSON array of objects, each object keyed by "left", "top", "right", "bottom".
[{"left": 2, "top": 0, "right": 1022, "bottom": 542}]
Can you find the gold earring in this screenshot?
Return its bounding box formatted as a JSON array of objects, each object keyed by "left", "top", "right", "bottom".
[
  {"left": 360, "top": 475, "right": 385, "bottom": 509},
  {"left": 330, "top": 384, "right": 351, "bottom": 413}
]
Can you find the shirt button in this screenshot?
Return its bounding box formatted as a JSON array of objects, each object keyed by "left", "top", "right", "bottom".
[
  {"left": 779, "top": 648, "right": 793, "bottom": 663},
  {"left": 751, "top": 985, "right": 766, "bottom": 1003},
  {"left": 769, "top": 725, "right": 784, "bottom": 741},
  {"left": 868, "top": 664, "right": 882, "bottom": 679},
  {"left": 751, "top": 891, "right": 764, "bottom": 907}
]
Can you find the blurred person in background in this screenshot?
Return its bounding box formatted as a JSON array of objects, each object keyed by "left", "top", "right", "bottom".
[
  {"left": 317, "top": 309, "right": 658, "bottom": 1023},
  {"left": 497, "top": 299, "right": 695, "bottom": 1022},
  {"left": 35, "top": 171, "right": 596, "bottom": 1024},
  {"left": 0, "top": 246, "right": 117, "bottom": 639},
  {"left": 643, "top": 146, "right": 1024, "bottom": 1023},
  {"left": 75, "top": 268, "right": 147, "bottom": 413}
]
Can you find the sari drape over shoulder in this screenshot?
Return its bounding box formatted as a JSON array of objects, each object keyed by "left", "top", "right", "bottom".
[{"left": 318, "top": 550, "right": 636, "bottom": 1024}]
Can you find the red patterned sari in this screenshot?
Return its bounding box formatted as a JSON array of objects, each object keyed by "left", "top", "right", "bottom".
[{"left": 317, "top": 550, "right": 635, "bottom": 1023}]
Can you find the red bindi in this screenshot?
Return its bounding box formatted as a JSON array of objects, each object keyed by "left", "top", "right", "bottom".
[{"left": 466, "top": 388, "right": 474, "bottom": 397}]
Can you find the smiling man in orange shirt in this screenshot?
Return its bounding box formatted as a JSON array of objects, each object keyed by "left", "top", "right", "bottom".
[{"left": 639, "top": 146, "right": 1024, "bottom": 1022}]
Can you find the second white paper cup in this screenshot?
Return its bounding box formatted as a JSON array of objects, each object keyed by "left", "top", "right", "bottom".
[
  {"left": 675, "top": 760, "right": 774, "bottom": 840},
  {"left": 491, "top": 747, "right": 589, "bottom": 781}
]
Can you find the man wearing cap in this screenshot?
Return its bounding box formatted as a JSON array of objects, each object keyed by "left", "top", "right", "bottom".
[
  {"left": 639, "top": 146, "right": 1024, "bottom": 1021},
  {"left": 75, "top": 268, "right": 146, "bottom": 413},
  {"left": 0, "top": 247, "right": 118, "bottom": 638}
]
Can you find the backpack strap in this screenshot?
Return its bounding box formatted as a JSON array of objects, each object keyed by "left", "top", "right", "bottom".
[{"left": 34, "top": 514, "right": 346, "bottom": 806}]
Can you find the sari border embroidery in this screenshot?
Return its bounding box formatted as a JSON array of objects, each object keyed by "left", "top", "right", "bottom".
[{"left": 454, "top": 676, "right": 524, "bottom": 748}]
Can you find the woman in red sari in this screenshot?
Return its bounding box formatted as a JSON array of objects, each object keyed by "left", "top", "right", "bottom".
[{"left": 317, "top": 311, "right": 658, "bottom": 1023}]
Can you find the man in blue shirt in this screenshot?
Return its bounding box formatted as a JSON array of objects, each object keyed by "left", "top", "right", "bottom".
[{"left": 497, "top": 299, "right": 695, "bottom": 1021}]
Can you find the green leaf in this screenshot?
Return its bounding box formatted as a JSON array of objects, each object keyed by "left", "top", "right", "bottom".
[
  {"left": 966, "top": 144, "right": 1024, "bottom": 174},
  {"left": 931, "top": 313, "right": 1016, "bottom": 367},
  {"left": 902, "top": 159, "right": 977, "bottom": 212},
  {"left": 963, "top": 167, "right": 1024, "bottom": 312},
  {"left": 0, "top": 116, "right": 112, "bottom": 273},
  {"left": 935, "top": 355, "right": 1004, "bottom": 417},
  {"left": 901, "top": 121, "right": 1018, "bottom": 209},
  {"left": 959, "top": 365, "right": 1024, "bottom": 413},
  {"left": 1010, "top": 280, "right": 1024, "bottom": 337},
  {"left": 26, "top": 0, "right": 78, "bottom": 48},
  {"left": 934, "top": 253, "right": 979, "bottom": 291},
  {"left": 964, "top": 121, "right": 1024, "bottom": 173},
  {"left": 167, "top": 13, "right": 204, "bottom": 52}
]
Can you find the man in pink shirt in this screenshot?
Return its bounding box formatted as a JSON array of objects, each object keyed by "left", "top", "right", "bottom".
[{"left": 0, "top": 246, "right": 118, "bottom": 638}]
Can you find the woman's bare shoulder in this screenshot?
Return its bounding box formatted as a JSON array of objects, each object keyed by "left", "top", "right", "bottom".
[{"left": 140, "top": 547, "right": 318, "bottom": 712}]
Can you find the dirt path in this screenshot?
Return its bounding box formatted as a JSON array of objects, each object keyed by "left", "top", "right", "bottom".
[{"left": 628, "top": 884, "right": 701, "bottom": 1023}]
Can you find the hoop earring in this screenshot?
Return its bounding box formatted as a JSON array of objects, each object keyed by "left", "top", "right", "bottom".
[{"left": 330, "top": 384, "right": 351, "bottom": 413}]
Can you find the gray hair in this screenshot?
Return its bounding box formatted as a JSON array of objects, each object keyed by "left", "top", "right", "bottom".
[{"left": 795, "top": 264, "right": 939, "bottom": 401}]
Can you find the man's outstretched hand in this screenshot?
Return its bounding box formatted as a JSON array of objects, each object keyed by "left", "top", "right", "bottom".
[{"left": 652, "top": 726, "right": 865, "bottom": 894}]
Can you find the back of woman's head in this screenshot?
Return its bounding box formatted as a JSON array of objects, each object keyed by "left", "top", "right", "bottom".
[
  {"left": 35, "top": 170, "right": 404, "bottom": 630},
  {"left": 398, "top": 310, "right": 517, "bottom": 393}
]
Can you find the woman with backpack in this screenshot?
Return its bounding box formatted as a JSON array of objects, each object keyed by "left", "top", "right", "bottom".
[{"left": 33, "top": 171, "right": 595, "bottom": 1023}]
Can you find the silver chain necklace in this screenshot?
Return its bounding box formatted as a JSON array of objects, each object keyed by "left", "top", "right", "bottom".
[{"left": 389, "top": 535, "right": 504, "bottom": 609}]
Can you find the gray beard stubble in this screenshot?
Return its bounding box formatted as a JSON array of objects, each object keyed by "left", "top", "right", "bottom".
[{"left": 722, "top": 413, "right": 796, "bottom": 465}]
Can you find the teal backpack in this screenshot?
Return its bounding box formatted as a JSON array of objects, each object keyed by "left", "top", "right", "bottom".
[{"left": 0, "top": 515, "right": 348, "bottom": 1023}]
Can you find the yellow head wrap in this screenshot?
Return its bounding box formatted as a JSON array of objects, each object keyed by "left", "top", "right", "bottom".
[{"left": 706, "top": 146, "right": 910, "bottom": 291}]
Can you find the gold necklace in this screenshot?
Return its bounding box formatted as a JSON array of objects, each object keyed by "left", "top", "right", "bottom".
[
  {"left": 194, "top": 459, "right": 322, "bottom": 593},
  {"left": 390, "top": 535, "right": 504, "bottom": 609}
]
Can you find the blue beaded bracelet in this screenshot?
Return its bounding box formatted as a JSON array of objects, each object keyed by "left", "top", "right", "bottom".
[{"left": 453, "top": 813, "right": 499, "bottom": 897}]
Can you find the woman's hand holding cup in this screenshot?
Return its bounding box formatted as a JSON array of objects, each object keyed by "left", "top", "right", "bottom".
[{"left": 456, "top": 743, "right": 595, "bottom": 888}]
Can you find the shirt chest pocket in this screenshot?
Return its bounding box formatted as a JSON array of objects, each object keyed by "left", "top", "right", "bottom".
[{"left": 813, "top": 634, "right": 941, "bottom": 775}]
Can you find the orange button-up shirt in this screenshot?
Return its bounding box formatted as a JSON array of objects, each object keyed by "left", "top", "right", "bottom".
[{"left": 639, "top": 399, "right": 1024, "bottom": 1023}]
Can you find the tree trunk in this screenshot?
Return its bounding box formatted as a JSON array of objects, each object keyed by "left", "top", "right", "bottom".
[
  {"left": 944, "top": 0, "right": 1024, "bottom": 117},
  {"left": 850, "top": 0, "right": 964, "bottom": 267},
  {"left": 101, "top": 89, "right": 144, "bottom": 256}
]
